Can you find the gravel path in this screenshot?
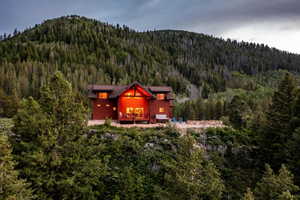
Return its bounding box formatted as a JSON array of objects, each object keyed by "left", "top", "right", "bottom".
[{"left": 88, "top": 120, "right": 224, "bottom": 129}]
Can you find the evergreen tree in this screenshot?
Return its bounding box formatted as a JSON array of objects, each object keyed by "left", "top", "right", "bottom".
[
  {"left": 228, "top": 95, "right": 249, "bottom": 129},
  {"left": 243, "top": 188, "right": 255, "bottom": 200},
  {"left": 260, "top": 73, "right": 296, "bottom": 169},
  {"left": 287, "top": 127, "right": 300, "bottom": 185},
  {"left": 11, "top": 71, "right": 107, "bottom": 199},
  {"left": 0, "top": 133, "right": 33, "bottom": 200},
  {"left": 277, "top": 191, "right": 295, "bottom": 200},
  {"left": 290, "top": 89, "right": 300, "bottom": 130},
  {"left": 157, "top": 136, "right": 225, "bottom": 200},
  {"left": 254, "top": 164, "right": 299, "bottom": 200},
  {"left": 215, "top": 99, "right": 224, "bottom": 119},
  {"left": 0, "top": 89, "right": 19, "bottom": 118}
]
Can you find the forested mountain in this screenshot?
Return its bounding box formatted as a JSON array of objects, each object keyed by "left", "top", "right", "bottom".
[
  {"left": 2, "top": 71, "right": 300, "bottom": 200},
  {"left": 1, "top": 15, "right": 300, "bottom": 100},
  {"left": 2, "top": 15, "right": 300, "bottom": 200}
]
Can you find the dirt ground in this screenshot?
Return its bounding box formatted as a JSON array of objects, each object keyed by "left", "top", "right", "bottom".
[{"left": 88, "top": 120, "right": 224, "bottom": 129}]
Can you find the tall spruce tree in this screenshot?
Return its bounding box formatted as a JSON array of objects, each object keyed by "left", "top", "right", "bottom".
[
  {"left": 0, "top": 133, "right": 33, "bottom": 200},
  {"left": 277, "top": 191, "right": 295, "bottom": 200},
  {"left": 228, "top": 95, "right": 249, "bottom": 129},
  {"left": 260, "top": 73, "right": 296, "bottom": 169},
  {"left": 287, "top": 90, "right": 300, "bottom": 185},
  {"left": 11, "top": 71, "right": 107, "bottom": 200},
  {"left": 242, "top": 188, "right": 255, "bottom": 200},
  {"left": 287, "top": 127, "right": 300, "bottom": 185},
  {"left": 254, "top": 164, "right": 299, "bottom": 200},
  {"left": 156, "top": 135, "right": 225, "bottom": 200}
]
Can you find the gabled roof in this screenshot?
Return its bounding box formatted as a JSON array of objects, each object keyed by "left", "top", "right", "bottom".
[
  {"left": 148, "top": 86, "right": 172, "bottom": 93},
  {"left": 88, "top": 82, "right": 173, "bottom": 99},
  {"left": 110, "top": 81, "right": 153, "bottom": 98},
  {"left": 88, "top": 85, "right": 123, "bottom": 91}
]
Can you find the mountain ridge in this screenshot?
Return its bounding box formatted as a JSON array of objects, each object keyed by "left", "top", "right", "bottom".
[{"left": 0, "top": 15, "right": 300, "bottom": 99}]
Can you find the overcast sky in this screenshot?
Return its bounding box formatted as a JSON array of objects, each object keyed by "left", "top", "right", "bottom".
[{"left": 1, "top": 0, "right": 300, "bottom": 54}]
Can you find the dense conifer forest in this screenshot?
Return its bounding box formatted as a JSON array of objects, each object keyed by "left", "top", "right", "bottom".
[
  {"left": 1, "top": 16, "right": 300, "bottom": 199},
  {"left": 1, "top": 16, "right": 300, "bottom": 120}
]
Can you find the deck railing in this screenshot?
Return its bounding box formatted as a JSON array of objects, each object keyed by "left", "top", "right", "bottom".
[{"left": 119, "top": 113, "right": 149, "bottom": 121}]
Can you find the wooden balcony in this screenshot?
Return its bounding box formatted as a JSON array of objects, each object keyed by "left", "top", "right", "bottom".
[{"left": 118, "top": 113, "right": 150, "bottom": 122}]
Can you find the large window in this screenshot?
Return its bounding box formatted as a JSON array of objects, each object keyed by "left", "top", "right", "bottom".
[
  {"left": 125, "top": 107, "right": 144, "bottom": 117},
  {"left": 126, "top": 107, "right": 134, "bottom": 114},
  {"left": 156, "top": 93, "right": 165, "bottom": 100},
  {"left": 124, "top": 88, "right": 142, "bottom": 97},
  {"left": 159, "top": 107, "right": 165, "bottom": 113},
  {"left": 98, "top": 92, "right": 108, "bottom": 99}
]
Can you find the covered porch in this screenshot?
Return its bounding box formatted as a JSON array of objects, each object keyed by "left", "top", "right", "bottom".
[{"left": 117, "top": 83, "right": 153, "bottom": 123}]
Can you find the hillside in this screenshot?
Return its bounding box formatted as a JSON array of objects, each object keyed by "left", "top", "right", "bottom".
[
  {"left": 1, "top": 15, "right": 300, "bottom": 100},
  {"left": 2, "top": 62, "right": 300, "bottom": 200}
]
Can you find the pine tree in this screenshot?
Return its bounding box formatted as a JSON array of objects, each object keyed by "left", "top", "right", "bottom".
[
  {"left": 228, "top": 95, "right": 249, "bottom": 129},
  {"left": 287, "top": 127, "right": 300, "bottom": 185},
  {"left": 277, "top": 191, "right": 295, "bottom": 200},
  {"left": 215, "top": 99, "right": 224, "bottom": 119},
  {"left": 0, "top": 89, "right": 19, "bottom": 118},
  {"left": 254, "top": 164, "right": 299, "bottom": 200},
  {"left": 11, "top": 71, "right": 107, "bottom": 199},
  {"left": 158, "top": 136, "right": 225, "bottom": 200},
  {"left": 243, "top": 188, "right": 255, "bottom": 200},
  {"left": 0, "top": 133, "right": 33, "bottom": 200},
  {"left": 260, "top": 73, "right": 296, "bottom": 169},
  {"left": 290, "top": 89, "right": 300, "bottom": 130}
]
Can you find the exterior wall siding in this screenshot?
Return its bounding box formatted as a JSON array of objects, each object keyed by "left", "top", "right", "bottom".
[
  {"left": 92, "top": 99, "right": 118, "bottom": 120},
  {"left": 149, "top": 99, "right": 172, "bottom": 123},
  {"left": 92, "top": 98, "right": 172, "bottom": 123},
  {"left": 89, "top": 83, "right": 173, "bottom": 123}
]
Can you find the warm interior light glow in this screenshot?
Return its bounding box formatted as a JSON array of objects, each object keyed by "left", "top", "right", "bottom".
[
  {"left": 98, "top": 92, "right": 108, "bottom": 99},
  {"left": 157, "top": 93, "right": 165, "bottom": 100},
  {"left": 124, "top": 90, "right": 134, "bottom": 97},
  {"left": 126, "top": 107, "right": 134, "bottom": 114},
  {"left": 97, "top": 104, "right": 101, "bottom": 107},
  {"left": 122, "top": 85, "right": 152, "bottom": 97},
  {"left": 159, "top": 107, "right": 165, "bottom": 113},
  {"left": 135, "top": 108, "right": 144, "bottom": 115},
  {"left": 119, "top": 85, "right": 150, "bottom": 119},
  {"left": 125, "top": 107, "right": 144, "bottom": 116}
]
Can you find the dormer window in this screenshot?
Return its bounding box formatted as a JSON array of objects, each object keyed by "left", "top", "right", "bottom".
[
  {"left": 156, "top": 93, "right": 165, "bottom": 100},
  {"left": 98, "top": 92, "right": 108, "bottom": 99}
]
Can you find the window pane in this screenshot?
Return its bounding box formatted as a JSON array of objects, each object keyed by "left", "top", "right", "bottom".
[
  {"left": 98, "top": 92, "right": 108, "bottom": 99},
  {"left": 157, "top": 94, "right": 165, "bottom": 100},
  {"left": 126, "top": 107, "right": 134, "bottom": 114}
]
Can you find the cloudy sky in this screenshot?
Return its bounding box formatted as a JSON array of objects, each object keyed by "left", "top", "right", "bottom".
[{"left": 1, "top": 0, "right": 300, "bottom": 54}]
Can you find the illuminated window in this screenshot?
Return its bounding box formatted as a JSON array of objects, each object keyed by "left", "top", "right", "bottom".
[
  {"left": 135, "top": 91, "right": 142, "bottom": 96},
  {"left": 98, "top": 92, "right": 108, "bottom": 99},
  {"left": 113, "top": 107, "right": 117, "bottom": 111},
  {"left": 124, "top": 88, "right": 145, "bottom": 97},
  {"left": 157, "top": 93, "right": 165, "bottom": 100},
  {"left": 124, "top": 89, "right": 135, "bottom": 97},
  {"left": 106, "top": 104, "right": 110, "bottom": 107},
  {"left": 159, "top": 107, "right": 165, "bottom": 113},
  {"left": 97, "top": 104, "right": 101, "bottom": 107},
  {"left": 125, "top": 107, "right": 144, "bottom": 115},
  {"left": 134, "top": 108, "right": 144, "bottom": 115},
  {"left": 126, "top": 107, "right": 134, "bottom": 114}
]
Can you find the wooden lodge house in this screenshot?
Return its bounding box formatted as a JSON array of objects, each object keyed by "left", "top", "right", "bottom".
[{"left": 88, "top": 82, "right": 174, "bottom": 123}]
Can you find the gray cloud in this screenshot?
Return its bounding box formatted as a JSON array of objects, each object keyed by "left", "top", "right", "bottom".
[{"left": 0, "top": 0, "right": 300, "bottom": 52}]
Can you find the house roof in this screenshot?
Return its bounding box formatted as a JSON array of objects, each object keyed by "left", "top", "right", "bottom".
[
  {"left": 88, "top": 82, "right": 173, "bottom": 99},
  {"left": 88, "top": 85, "right": 122, "bottom": 91},
  {"left": 148, "top": 86, "right": 172, "bottom": 92},
  {"left": 110, "top": 81, "right": 153, "bottom": 98}
]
